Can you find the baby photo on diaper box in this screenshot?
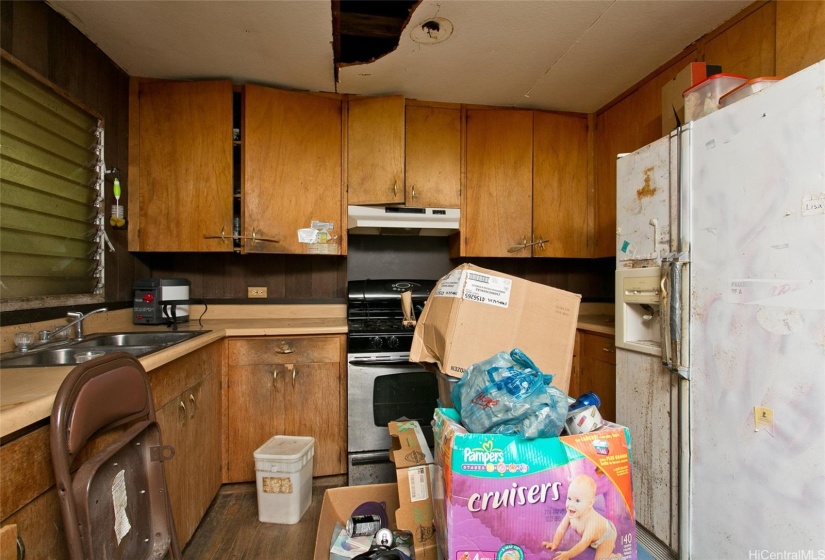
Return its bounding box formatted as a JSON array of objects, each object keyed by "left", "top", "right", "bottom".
[{"left": 432, "top": 408, "right": 637, "bottom": 560}]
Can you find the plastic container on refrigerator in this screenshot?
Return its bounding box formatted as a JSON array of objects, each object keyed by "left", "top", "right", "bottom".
[
  {"left": 253, "top": 435, "right": 314, "bottom": 524},
  {"left": 719, "top": 76, "right": 783, "bottom": 108},
  {"left": 683, "top": 73, "right": 748, "bottom": 122}
]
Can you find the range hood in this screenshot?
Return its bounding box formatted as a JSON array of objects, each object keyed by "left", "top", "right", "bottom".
[{"left": 347, "top": 205, "right": 460, "bottom": 236}]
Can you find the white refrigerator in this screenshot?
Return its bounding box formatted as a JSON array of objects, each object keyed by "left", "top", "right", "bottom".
[{"left": 615, "top": 60, "right": 825, "bottom": 559}]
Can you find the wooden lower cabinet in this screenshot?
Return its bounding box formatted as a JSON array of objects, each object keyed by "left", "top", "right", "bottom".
[
  {"left": 0, "top": 342, "right": 223, "bottom": 556},
  {"left": 154, "top": 344, "right": 223, "bottom": 548},
  {"left": 569, "top": 330, "right": 617, "bottom": 422},
  {"left": 1, "top": 489, "right": 67, "bottom": 559},
  {"left": 225, "top": 335, "right": 347, "bottom": 482},
  {"left": 156, "top": 371, "right": 222, "bottom": 547}
]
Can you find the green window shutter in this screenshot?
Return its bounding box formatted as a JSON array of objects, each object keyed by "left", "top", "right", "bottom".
[{"left": 0, "top": 55, "right": 104, "bottom": 302}]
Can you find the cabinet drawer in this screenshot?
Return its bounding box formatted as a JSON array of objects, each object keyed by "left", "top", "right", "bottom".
[
  {"left": 581, "top": 332, "right": 616, "bottom": 365},
  {"left": 228, "top": 336, "right": 341, "bottom": 366}
]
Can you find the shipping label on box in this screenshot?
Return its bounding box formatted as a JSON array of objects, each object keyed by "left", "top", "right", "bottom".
[
  {"left": 410, "top": 264, "right": 581, "bottom": 394},
  {"left": 432, "top": 408, "right": 637, "bottom": 560}
]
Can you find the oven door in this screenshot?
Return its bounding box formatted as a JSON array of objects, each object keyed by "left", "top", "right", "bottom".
[
  {"left": 348, "top": 352, "right": 438, "bottom": 453},
  {"left": 347, "top": 352, "right": 438, "bottom": 484}
]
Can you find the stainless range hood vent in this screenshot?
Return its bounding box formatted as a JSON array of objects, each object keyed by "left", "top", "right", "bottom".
[{"left": 347, "top": 205, "right": 459, "bottom": 236}]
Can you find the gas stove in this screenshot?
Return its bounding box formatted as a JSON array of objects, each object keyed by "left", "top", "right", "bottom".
[{"left": 347, "top": 279, "right": 436, "bottom": 353}]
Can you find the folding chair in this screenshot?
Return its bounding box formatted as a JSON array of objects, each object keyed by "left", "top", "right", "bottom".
[{"left": 50, "top": 352, "right": 182, "bottom": 559}]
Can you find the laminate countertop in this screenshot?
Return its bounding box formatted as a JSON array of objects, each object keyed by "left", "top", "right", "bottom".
[
  {"left": 0, "top": 305, "right": 348, "bottom": 439},
  {"left": 1, "top": 303, "right": 615, "bottom": 440}
]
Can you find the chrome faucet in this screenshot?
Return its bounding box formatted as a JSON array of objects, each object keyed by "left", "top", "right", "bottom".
[{"left": 37, "top": 307, "right": 108, "bottom": 344}]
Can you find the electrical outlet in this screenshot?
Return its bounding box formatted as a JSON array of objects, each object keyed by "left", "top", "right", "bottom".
[{"left": 247, "top": 287, "right": 267, "bottom": 298}]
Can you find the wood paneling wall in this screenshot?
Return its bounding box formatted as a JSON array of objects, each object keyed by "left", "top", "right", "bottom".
[{"left": 592, "top": 0, "right": 825, "bottom": 256}]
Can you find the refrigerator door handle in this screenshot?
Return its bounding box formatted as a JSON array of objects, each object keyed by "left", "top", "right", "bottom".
[
  {"left": 661, "top": 253, "right": 691, "bottom": 379},
  {"left": 660, "top": 260, "right": 673, "bottom": 370}
]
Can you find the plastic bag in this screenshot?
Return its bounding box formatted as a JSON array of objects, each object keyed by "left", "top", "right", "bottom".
[{"left": 451, "top": 348, "right": 568, "bottom": 439}]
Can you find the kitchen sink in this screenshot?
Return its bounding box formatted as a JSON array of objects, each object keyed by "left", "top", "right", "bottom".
[
  {"left": 0, "top": 330, "right": 210, "bottom": 368},
  {"left": 72, "top": 331, "right": 206, "bottom": 348}
]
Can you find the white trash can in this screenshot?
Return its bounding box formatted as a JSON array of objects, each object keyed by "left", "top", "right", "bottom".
[{"left": 253, "top": 435, "right": 315, "bottom": 524}]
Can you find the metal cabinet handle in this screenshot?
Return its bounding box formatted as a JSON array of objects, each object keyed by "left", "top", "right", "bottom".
[
  {"left": 203, "top": 225, "right": 229, "bottom": 244},
  {"left": 507, "top": 237, "right": 547, "bottom": 253},
  {"left": 276, "top": 342, "right": 294, "bottom": 354},
  {"left": 602, "top": 347, "right": 615, "bottom": 353},
  {"left": 411, "top": 185, "right": 417, "bottom": 199},
  {"left": 178, "top": 401, "right": 186, "bottom": 428},
  {"left": 203, "top": 227, "right": 280, "bottom": 244},
  {"left": 393, "top": 181, "right": 398, "bottom": 197},
  {"left": 17, "top": 536, "right": 25, "bottom": 560},
  {"left": 272, "top": 366, "right": 278, "bottom": 388},
  {"left": 189, "top": 393, "right": 197, "bottom": 419}
]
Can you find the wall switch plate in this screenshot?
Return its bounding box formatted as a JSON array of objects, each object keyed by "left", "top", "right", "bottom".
[{"left": 248, "top": 287, "right": 267, "bottom": 298}]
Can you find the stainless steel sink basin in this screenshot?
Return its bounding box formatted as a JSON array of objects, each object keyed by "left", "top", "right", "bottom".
[
  {"left": 72, "top": 331, "right": 207, "bottom": 348},
  {"left": 0, "top": 330, "right": 210, "bottom": 368}
]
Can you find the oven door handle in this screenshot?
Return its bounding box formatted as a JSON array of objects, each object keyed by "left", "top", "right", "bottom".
[
  {"left": 348, "top": 358, "right": 414, "bottom": 366},
  {"left": 349, "top": 451, "right": 391, "bottom": 465}
]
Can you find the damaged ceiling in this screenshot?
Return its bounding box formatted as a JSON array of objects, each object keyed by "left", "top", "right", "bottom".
[{"left": 46, "top": 0, "right": 751, "bottom": 113}]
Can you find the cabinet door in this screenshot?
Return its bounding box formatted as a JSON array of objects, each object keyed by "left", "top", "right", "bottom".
[
  {"left": 156, "top": 394, "right": 188, "bottom": 545},
  {"left": 2, "top": 490, "right": 67, "bottom": 560},
  {"left": 464, "top": 109, "right": 533, "bottom": 256},
  {"left": 533, "top": 112, "right": 589, "bottom": 257},
  {"left": 284, "top": 361, "right": 344, "bottom": 476},
  {"left": 405, "top": 104, "right": 460, "bottom": 208},
  {"left": 183, "top": 373, "right": 222, "bottom": 542},
  {"left": 578, "top": 332, "right": 617, "bottom": 422},
  {"left": 243, "top": 85, "right": 343, "bottom": 254},
  {"left": 225, "top": 361, "right": 285, "bottom": 482},
  {"left": 152, "top": 342, "right": 223, "bottom": 546},
  {"left": 136, "top": 80, "right": 233, "bottom": 251},
  {"left": 226, "top": 336, "right": 346, "bottom": 481},
  {"left": 347, "top": 95, "right": 405, "bottom": 205}
]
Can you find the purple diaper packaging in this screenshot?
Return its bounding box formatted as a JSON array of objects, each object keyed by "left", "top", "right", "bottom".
[{"left": 432, "top": 408, "right": 637, "bottom": 560}]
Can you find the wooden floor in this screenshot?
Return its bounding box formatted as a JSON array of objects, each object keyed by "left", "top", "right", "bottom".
[{"left": 183, "top": 477, "right": 345, "bottom": 559}]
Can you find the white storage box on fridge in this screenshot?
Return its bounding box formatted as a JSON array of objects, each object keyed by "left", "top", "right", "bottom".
[{"left": 253, "top": 435, "right": 315, "bottom": 524}]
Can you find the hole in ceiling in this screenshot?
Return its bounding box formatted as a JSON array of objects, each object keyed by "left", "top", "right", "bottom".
[
  {"left": 410, "top": 17, "right": 453, "bottom": 44},
  {"left": 331, "top": 0, "right": 419, "bottom": 78}
]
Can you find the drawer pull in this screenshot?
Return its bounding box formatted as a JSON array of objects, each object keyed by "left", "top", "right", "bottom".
[
  {"left": 189, "top": 393, "right": 197, "bottom": 419},
  {"left": 602, "top": 347, "right": 615, "bottom": 353},
  {"left": 276, "top": 343, "right": 294, "bottom": 354},
  {"left": 178, "top": 401, "right": 186, "bottom": 428},
  {"left": 272, "top": 367, "right": 278, "bottom": 387}
]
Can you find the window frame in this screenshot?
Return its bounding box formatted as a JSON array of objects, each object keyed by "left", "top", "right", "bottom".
[{"left": 0, "top": 50, "right": 107, "bottom": 312}]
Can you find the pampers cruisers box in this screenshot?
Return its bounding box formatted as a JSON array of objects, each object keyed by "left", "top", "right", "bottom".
[
  {"left": 409, "top": 264, "right": 581, "bottom": 394},
  {"left": 432, "top": 408, "right": 637, "bottom": 560}
]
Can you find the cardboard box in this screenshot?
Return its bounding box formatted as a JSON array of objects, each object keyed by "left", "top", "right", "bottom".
[
  {"left": 432, "top": 408, "right": 637, "bottom": 560},
  {"left": 389, "top": 421, "right": 438, "bottom": 560},
  {"left": 313, "top": 421, "right": 438, "bottom": 560},
  {"left": 661, "top": 61, "right": 722, "bottom": 135},
  {"left": 313, "top": 483, "right": 400, "bottom": 560},
  {"left": 409, "top": 264, "right": 581, "bottom": 394}
]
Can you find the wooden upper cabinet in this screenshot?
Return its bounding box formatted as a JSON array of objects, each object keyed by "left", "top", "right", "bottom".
[
  {"left": 533, "top": 111, "right": 589, "bottom": 257},
  {"left": 405, "top": 104, "right": 461, "bottom": 208},
  {"left": 243, "top": 85, "right": 343, "bottom": 254},
  {"left": 134, "top": 80, "right": 234, "bottom": 251},
  {"left": 347, "top": 95, "right": 405, "bottom": 205},
  {"left": 463, "top": 109, "right": 533, "bottom": 257}
]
